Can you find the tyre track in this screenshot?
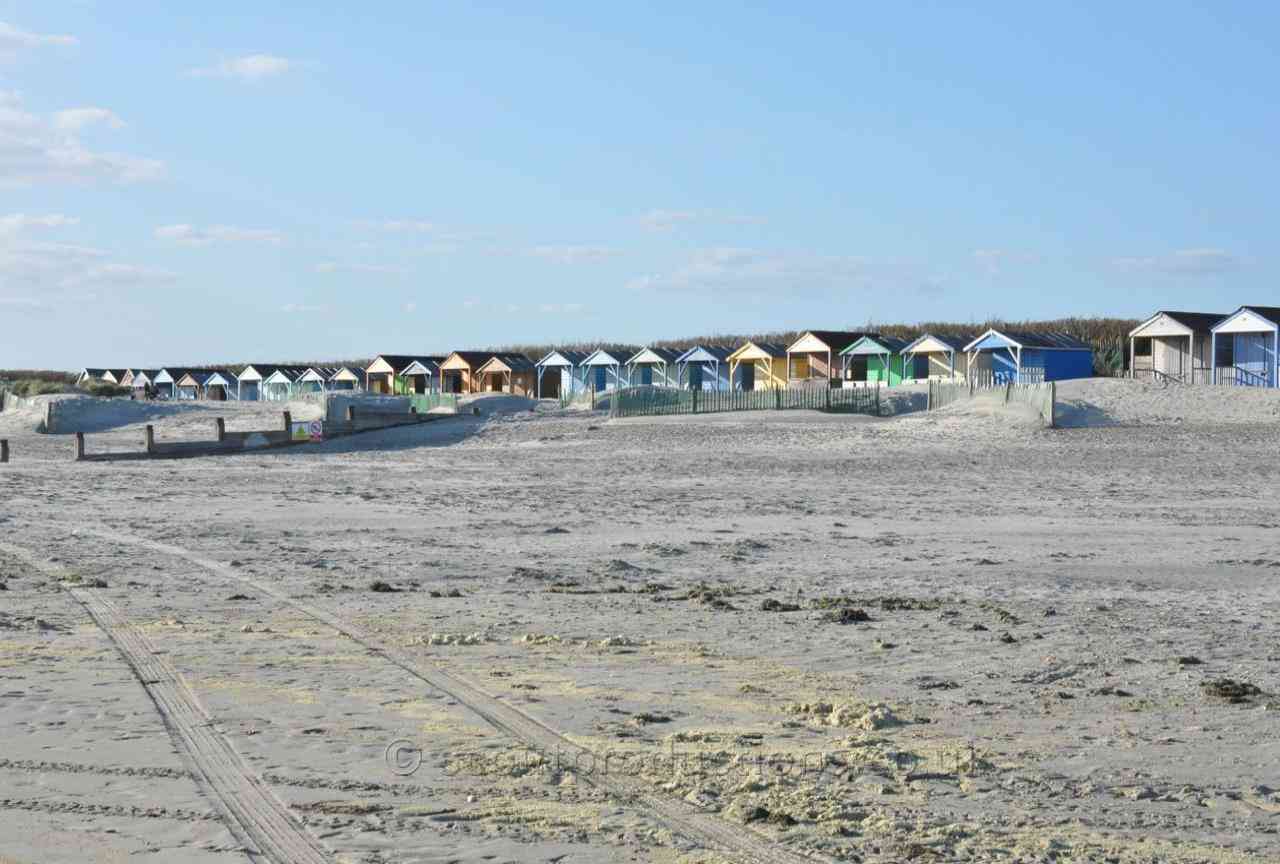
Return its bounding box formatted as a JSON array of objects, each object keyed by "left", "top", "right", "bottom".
[
  {"left": 73, "top": 528, "right": 828, "bottom": 864},
  {"left": 0, "top": 542, "right": 331, "bottom": 864}
]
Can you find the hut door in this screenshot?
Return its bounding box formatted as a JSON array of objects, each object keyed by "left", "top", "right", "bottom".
[
  {"left": 739, "top": 363, "right": 755, "bottom": 391},
  {"left": 688, "top": 364, "right": 703, "bottom": 390},
  {"left": 639, "top": 366, "right": 653, "bottom": 386},
  {"left": 594, "top": 367, "right": 607, "bottom": 391}
]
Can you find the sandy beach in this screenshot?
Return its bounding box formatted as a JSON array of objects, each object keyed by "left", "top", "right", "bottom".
[{"left": 1, "top": 378, "right": 1278, "bottom": 863}]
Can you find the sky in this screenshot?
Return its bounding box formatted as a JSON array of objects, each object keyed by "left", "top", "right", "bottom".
[{"left": 2, "top": 2, "right": 1277, "bottom": 369}]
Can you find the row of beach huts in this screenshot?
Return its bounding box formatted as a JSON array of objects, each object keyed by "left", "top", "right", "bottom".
[{"left": 74, "top": 306, "right": 1280, "bottom": 401}]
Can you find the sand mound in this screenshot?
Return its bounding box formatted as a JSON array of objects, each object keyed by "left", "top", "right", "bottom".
[
  {"left": 459, "top": 394, "right": 538, "bottom": 416},
  {"left": 1055, "top": 378, "right": 1280, "bottom": 428}
]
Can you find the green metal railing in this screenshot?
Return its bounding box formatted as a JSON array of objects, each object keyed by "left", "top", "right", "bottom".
[{"left": 609, "top": 385, "right": 880, "bottom": 418}]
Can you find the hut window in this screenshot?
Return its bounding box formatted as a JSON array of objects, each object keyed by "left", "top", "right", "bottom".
[{"left": 1134, "top": 338, "right": 1151, "bottom": 357}]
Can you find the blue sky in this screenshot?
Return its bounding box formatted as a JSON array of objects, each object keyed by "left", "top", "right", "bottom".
[{"left": 2, "top": 2, "right": 1277, "bottom": 369}]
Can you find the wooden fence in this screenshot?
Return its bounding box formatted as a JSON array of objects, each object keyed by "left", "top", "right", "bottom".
[
  {"left": 928, "top": 379, "right": 1056, "bottom": 427},
  {"left": 609, "top": 385, "right": 880, "bottom": 418}
]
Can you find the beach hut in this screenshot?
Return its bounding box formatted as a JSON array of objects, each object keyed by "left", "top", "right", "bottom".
[
  {"left": 840, "top": 335, "right": 914, "bottom": 386},
  {"left": 1210, "top": 306, "right": 1280, "bottom": 387},
  {"left": 962, "top": 329, "right": 1093, "bottom": 384},
  {"left": 261, "top": 366, "right": 308, "bottom": 401},
  {"left": 202, "top": 370, "right": 238, "bottom": 400},
  {"left": 900, "top": 333, "right": 972, "bottom": 381},
  {"left": 102, "top": 369, "right": 129, "bottom": 385},
  {"left": 439, "top": 351, "right": 491, "bottom": 394},
  {"left": 786, "top": 331, "right": 874, "bottom": 386},
  {"left": 624, "top": 347, "right": 680, "bottom": 389},
  {"left": 328, "top": 366, "right": 364, "bottom": 392},
  {"left": 297, "top": 367, "right": 339, "bottom": 394},
  {"left": 365, "top": 355, "right": 412, "bottom": 394},
  {"left": 675, "top": 345, "right": 732, "bottom": 390},
  {"left": 1127, "top": 311, "right": 1224, "bottom": 385},
  {"left": 236, "top": 365, "right": 280, "bottom": 401},
  {"left": 397, "top": 357, "right": 445, "bottom": 394},
  {"left": 125, "top": 369, "right": 159, "bottom": 395},
  {"left": 75, "top": 368, "right": 108, "bottom": 386},
  {"left": 726, "top": 341, "right": 787, "bottom": 391},
  {"left": 152, "top": 368, "right": 181, "bottom": 399},
  {"left": 474, "top": 353, "right": 536, "bottom": 395},
  {"left": 175, "top": 370, "right": 218, "bottom": 400},
  {"left": 535, "top": 350, "right": 589, "bottom": 398},
  {"left": 580, "top": 348, "right": 633, "bottom": 393}
]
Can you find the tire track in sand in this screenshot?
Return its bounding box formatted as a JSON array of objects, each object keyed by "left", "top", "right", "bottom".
[
  {"left": 72, "top": 528, "right": 828, "bottom": 864},
  {"left": 0, "top": 542, "right": 331, "bottom": 864}
]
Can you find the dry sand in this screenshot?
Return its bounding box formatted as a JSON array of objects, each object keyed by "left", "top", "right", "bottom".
[{"left": 1, "top": 380, "right": 1279, "bottom": 863}]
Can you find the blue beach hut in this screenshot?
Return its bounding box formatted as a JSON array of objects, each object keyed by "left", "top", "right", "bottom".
[
  {"left": 1210, "top": 306, "right": 1280, "bottom": 387},
  {"left": 675, "top": 345, "right": 732, "bottom": 390},
  {"left": 962, "top": 329, "right": 1093, "bottom": 384}
]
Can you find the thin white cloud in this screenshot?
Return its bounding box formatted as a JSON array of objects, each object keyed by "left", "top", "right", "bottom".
[
  {"left": 68, "top": 262, "right": 177, "bottom": 287},
  {"left": 53, "top": 107, "right": 124, "bottom": 131},
  {"left": 191, "top": 53, "right": 292, "bottom": 81},
  {"left": 0, "top": 21, "right": 78, "bottom": 54},
  {"left": 1114, "top": 248, "right": 1236, "bottom": 276},
  {"left": 972, "top": 248, "right": 1041, "bottom": 276},
  {"left": 0, "top": 212, "right": 79, "bottom": 235},
  {"left": 628, "top": 247, "right": 865, "bottom": 295},
  {"left": 315, "top": 261, "right": 406, "bottom": 275},
  {"left": 155, "top": 224, "right": 283, "bottom": 246},
  {"left": 0, "top": 91, "right": 162, "bottom": 187},
  {"left": 528, "top": 244, "right": 620, "bottom": 265},
  {"left": 639, "top": 208, "right": 764, "bottom": 232}
]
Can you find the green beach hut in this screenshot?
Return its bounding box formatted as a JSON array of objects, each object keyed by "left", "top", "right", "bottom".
[{"left": 839, "top": 335, "right": 917, "bottom": 386}]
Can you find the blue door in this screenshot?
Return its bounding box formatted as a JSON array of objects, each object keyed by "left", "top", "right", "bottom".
[
  {"left": 594, "top": 367, "right": 607, "bottom": 391},
  {"left": 688, "top": 364, "right": 703, "bottom": 390},
  {"left": 738, "top": 363, "right": 755, "bottom": 390},
  {"left": 1235, "top": 334, "right": 1273, "bottom": 386},
  {"left": 639, "top": 366, "right": 652, "bottom": 386}
]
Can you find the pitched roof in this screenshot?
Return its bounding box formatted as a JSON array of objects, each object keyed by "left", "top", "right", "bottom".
[
  {"left": 398, "top": 358, "right": 442, "bottom": 375},
  {"left": 963, "top": 329, "right": 1092, "bottom": 352},
  {"left": 536, "top": 349, "right": 590, "bottom": 367},
  {"left": 1214, "top": 306, "right": 1280, "bottom": 330},
  {"left": 1156, "top": 311, "right": 1231, "bottom": 333},
  {"left": 477, "top": 352, "right": 536, "bottom": 373},
  {"left": 441, "top": 350, "right": 494, "bottom": 368},
  {"left": 900, "top": 333, "right": 974, "bottom": 354},
  {"left": 261, "top": 366, "right": 309, "bottom": 383},
  {"left": 676, "top": 344, "right": 734, "bottom": 364},
  {"left": 582, "top": 347, "right": 635, "bottom": 366},
  {"left": 841, "top": 335, "right": 913, "bottom": 355},
  {"left": 790, "top": 330, "right": 878, "bottom": 353},
  {"left": 626, "top": 347, "right": 681, "bottom": 365}
]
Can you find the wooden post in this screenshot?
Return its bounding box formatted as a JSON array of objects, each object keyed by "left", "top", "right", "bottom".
[
  {"left": 74, "top": 432, "right": 85, "bottom": 461},
  {"left": 145, "top": 425, "right": 155, "bottom": 454},
  {"left": 282, "top": 411, "right": 292, "bottom": 431},
  {"left": 0, "top": 439, "right": 8, "bottom": 463},
  {"left": 216, "top": 418, "right": 225, "bottom": 442}
]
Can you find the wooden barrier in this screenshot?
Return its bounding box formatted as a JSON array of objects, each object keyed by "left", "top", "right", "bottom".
[
  {"left": 74, "top": 432, "right": 85, "bottom": 461},
  {"left": 145, "top": 425, "right": 155, "bottom": 454},
  {"left": 216, "top": 418, "right": 226, "bottom": 442},
  {"left": 1, "top": 439, "right": 8, "bottom": 464}
]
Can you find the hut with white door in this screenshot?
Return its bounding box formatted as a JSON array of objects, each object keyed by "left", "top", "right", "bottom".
[
  {"left": 900, "top": 333, "right": 972, "bottom": 381},
  {"left": 1127, "top": 311, "right": 1223, "bottom": 384},
  {"left": 675, "top": 345, "right": 732, "bottom": 390},
  {"left": 786, "top": 331, "right": 874, "bottom": 386},
  {"left": 580, "top": 348, "right": 634, "bottom": 393},
  {"left": 535, "top": 350, "right": 589, "bottom": 398},
  {"left": 726, "top": 341, "right": 787, "bottom": 391},
  {"left": 1211, "top": 306, "right": 1280, "bottom": 387},
  {"left": 625, "top": 347, "right": 680, "bottom": 388}
]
